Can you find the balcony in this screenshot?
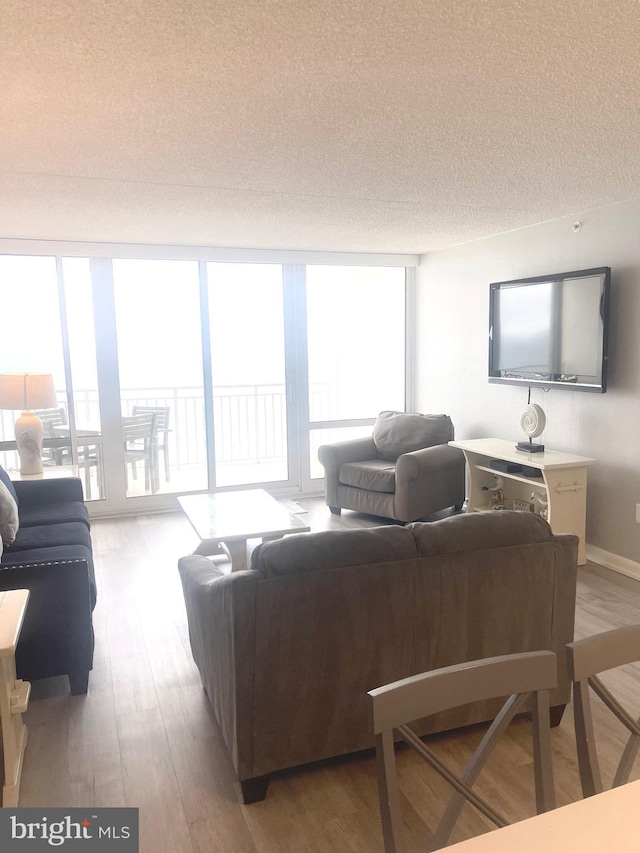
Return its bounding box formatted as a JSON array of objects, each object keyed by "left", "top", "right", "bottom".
[{"left": 0, "top": 384, "right": 333, "bottom": 499}]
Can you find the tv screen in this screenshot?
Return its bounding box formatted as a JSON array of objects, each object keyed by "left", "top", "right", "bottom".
[{"left": 488, "top": 267, "right": 610, "bottom": 392}]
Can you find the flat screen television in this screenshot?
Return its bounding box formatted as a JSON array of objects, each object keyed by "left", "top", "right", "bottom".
[{"left": 488, "top": 267, "right": 610, "bottom": 393}]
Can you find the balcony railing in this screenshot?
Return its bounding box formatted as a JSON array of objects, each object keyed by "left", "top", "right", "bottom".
[
  {"left": 0, "top": 383, "right": 332, "bottom": 471},
  {"left": 121, "top": 385, "right": 290, "bottom": 466}
]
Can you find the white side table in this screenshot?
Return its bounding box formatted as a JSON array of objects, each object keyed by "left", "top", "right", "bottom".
[{"left": 0, "top": 589, "right": 30, "bottom": 807}]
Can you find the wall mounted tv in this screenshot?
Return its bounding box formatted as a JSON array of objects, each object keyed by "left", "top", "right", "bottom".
[{"left": 488, "top": 267, "right": 610, "bottom": 393}]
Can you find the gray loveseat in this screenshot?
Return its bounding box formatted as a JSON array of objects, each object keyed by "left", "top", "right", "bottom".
[
  {"left": 179, "top": 510, "right": 578, "bottom": 802},
  {"left": 318, "top": 411, "right": 465, "bottom": 522}
]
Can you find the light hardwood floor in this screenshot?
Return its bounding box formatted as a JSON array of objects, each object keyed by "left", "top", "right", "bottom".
[{"left": 18, "top": 500, "right": 640, "bottom": 852}]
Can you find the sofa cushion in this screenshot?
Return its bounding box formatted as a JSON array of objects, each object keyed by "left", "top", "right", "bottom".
[
  {"left": 408, "top": 510, "right": 554, "bottom": 557},
  {"left": 0, "top": 480, "right": 19, "bottom": 546},
  {"left": 373, "top": 411, "right": 454, "bottom": 461},
  {"left": 18, "top": 501, "right": 90, "bottom": 529},
  {"left": 0, "top": 465, "right": 18, "bottom": 504},
  {"left": 251, "top": 524, "right": 417, "bottom": 577},
  {"left": 339, "top": 459, "right": 396, "bottom": 493},
  {"left": 5, "top": 521, "right": 92, "bottom": 553}
]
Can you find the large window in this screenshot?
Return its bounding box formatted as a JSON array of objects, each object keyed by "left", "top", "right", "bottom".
[
  {"left": 208, "top": 263, "right": 289, "bottom": 487},
  {"left": 305, "top": 265, "right": 407, "bottom": 483},
  {"left": 0, "top": 248, "right": 414, "bottom": 512},
  {"left": 306, "top": 265, "right": 406, "bottom": 421},
  {"left": 113, "top": 259, "right": 207, "bottom": 497},
  {"left": 0, "top": 257, "right": 70, "bottom": 475}
]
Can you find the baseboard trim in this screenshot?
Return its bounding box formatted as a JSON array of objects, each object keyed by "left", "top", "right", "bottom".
[{"left": 585, "top": 545, "right": 640, "bottom": 582}]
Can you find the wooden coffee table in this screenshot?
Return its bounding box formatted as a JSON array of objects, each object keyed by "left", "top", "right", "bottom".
[{"left": 178, "top": 489, "right": 311, "bottom": 571}]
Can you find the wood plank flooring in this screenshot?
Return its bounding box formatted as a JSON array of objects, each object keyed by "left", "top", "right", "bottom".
[{"left": 17, "top": 500, "right": 640, "bottom": 852}]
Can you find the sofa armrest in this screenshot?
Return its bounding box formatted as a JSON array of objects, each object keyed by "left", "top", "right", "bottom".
[
  {"left": 396, "top": 444, "right": 465, "bottom": 482},
  {"left": 317, "top": 437, "right": 377, "bottom": 507},
  {"left": 394, "top": 444, "right": 466, "bottom": 521},
  {"left": 13, "top": 477, "right": 84, "bottom": 506},
  {"left": 177, "top": 554, "right": 228, "bottom": 585},
  {"left": 178, "top": 556, "right": 258, "bottom": 779},
  {"left": 0, "top": 558, "right": 94, "bottom": 688}
]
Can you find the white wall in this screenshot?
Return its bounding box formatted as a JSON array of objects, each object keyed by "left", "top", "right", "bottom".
[{"left": 417, "top": 198, "right": 640, "bottom": 564}]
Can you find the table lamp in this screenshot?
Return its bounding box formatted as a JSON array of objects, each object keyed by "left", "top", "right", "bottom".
[{"left": 0, "top": 372, "right": 57, "bottom": 474}]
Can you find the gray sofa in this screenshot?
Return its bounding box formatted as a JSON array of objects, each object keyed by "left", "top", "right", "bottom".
[
  {"left": 179, "top": 510, "right": 578, "bottom": 802},
  {"left": 318, "top": 411, "right": 465, "bottom": 522}
]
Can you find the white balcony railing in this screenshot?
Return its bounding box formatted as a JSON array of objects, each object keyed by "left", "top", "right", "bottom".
[{"left": 0, "top": 383, "right": 332, "bottom": 472}]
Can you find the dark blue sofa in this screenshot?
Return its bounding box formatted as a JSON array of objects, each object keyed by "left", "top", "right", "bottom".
[{"left": 0, "top": 468, "right": 96, "bottom": 694}]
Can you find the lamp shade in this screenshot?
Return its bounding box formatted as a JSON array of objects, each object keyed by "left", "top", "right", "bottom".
[{"left": 0, "top": 373, "right": 57, "bottom": 411}]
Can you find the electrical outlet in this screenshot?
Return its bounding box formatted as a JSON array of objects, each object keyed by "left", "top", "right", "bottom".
[{"left": 636, "top": 504, "right": 640, "bottom": 523}]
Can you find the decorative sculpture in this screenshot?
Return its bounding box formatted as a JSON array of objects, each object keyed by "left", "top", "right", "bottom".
[
  {"left": 484, "top": 475, "right": 505, "bottom": 509},
  {"left": 531, "top": 490, "right": 549, "bottom": 520},
  {"left": 516, "top": 403, "right": 546, "bottom": 453}
]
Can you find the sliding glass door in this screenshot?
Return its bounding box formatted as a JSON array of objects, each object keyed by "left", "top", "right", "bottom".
[
  {"left": 0, "top": 255, "right": 104, "bottom": 500},
  {"left": 207, "top": 263, "right": 293, "bottom": 488},
  {"left": 112, "top": 259, "right": 208, "bottom": 498}
]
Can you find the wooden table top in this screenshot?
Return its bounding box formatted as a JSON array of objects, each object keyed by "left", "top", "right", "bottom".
[
  {"left": 449, "top": 438, "right": 597, "bottom": 469},
  {"left": 447, "top": 779, "right": 640, "bottom": 853}
]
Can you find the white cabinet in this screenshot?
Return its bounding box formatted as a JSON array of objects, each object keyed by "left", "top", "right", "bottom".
[{"left": 449, "top": 438, "right": 596, "bottom": 565}]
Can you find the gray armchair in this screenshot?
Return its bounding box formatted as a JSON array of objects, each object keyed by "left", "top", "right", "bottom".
[{"left": 318, "top": 411, "right": 465, "bottom": 522}]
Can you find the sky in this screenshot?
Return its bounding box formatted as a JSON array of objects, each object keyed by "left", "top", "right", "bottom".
[{"left": 0, "top": 256, "right": 405, "bottom": 421}]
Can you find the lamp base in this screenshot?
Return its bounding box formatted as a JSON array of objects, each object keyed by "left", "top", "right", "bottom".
[{"left": 14, "top": 411, "right": 44, "bottom": 475}]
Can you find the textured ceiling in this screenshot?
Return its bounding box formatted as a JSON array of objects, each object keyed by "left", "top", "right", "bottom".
[{"left": 2, "top": 1, "right": 640, "bottom": 254}]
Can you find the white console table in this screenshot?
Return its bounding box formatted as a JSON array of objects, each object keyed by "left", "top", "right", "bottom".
[
  {"left": 449, "top": 438, "right": 596, "bottom": 565},
  {"left": 0, "top": 589, "right": 30, "bottom": 807}
]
